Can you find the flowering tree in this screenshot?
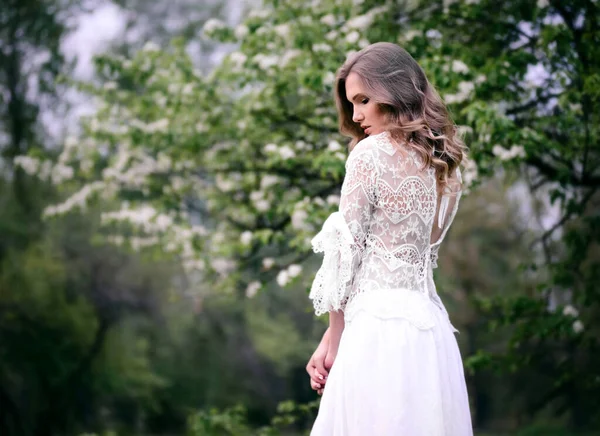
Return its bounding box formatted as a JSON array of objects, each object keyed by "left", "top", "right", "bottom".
[{"left": 16, "top": 0, "right": 600, "bottom": 429}]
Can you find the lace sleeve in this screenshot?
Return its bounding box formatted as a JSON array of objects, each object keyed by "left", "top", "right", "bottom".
[
  {"left": 309, "top": 146, "right": 378, "bottom": 315},
  {"left": 430, "top": 167, "right": 463, "bottom": 269}
]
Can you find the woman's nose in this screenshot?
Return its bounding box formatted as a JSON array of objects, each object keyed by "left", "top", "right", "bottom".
[{"left": 352, "top": 109, "right": 363, "bottom": 123}]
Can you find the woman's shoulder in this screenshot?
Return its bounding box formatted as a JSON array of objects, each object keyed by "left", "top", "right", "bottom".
[{"left": 352, "top": 131, "right": 396, "bottom": 156}]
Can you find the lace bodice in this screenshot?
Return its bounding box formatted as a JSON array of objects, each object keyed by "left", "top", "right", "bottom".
[{"left": 310, "top": 131, "right": 462, "bottom": 321}]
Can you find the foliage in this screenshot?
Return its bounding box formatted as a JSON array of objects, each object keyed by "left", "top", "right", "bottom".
[
  {"left": 186, "top": 400, "right": 320, "bottom": 436},
  {"left": 8, "top": 0, "right": 600, "bottom": 433}
]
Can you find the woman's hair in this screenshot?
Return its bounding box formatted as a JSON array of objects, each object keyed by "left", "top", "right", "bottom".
[{"left": 334, "top": 42, "right": 467, "bottom": 191}]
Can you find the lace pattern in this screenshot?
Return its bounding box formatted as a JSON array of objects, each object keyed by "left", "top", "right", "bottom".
[
  {"left": 309, "top": 131, "right": 462, "bottom": 323},
  {"left": 309, "top": 212, "right": 356, "bottom": 315}
]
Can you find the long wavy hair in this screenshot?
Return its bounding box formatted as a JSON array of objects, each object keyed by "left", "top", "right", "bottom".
[{"left": 334, "top": 42, "right": 467, "bottom": 190}]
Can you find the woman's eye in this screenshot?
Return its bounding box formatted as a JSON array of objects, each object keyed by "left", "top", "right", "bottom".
[{"left": 361, "top": 98, "right": 369, "bottom": 104}]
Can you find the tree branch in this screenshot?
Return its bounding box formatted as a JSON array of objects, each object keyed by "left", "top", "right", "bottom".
[
  {"left": 526, "top": 155, "right": 600, "bottom": 188},
  {"left": 506, "top": 92, "right": 563, "bottom": 116}
]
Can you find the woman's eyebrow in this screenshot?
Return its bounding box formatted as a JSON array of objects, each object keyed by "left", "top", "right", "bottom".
[{"left": 349, "top": 93, "right": 367, "bottom": 102}]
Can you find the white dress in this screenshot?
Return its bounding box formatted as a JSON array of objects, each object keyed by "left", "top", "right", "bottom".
[{"left": 309, "top": 131, "right": 473, "bottom": 436}]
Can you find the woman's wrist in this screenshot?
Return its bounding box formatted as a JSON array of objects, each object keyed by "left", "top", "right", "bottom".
[
  {"left": 322, "top": 327, "right": 331, "bottom": 344},
  {"left": 328, "top": 310, "right": 344, "bottom": 355}
]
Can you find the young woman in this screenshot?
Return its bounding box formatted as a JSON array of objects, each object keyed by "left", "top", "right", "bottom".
[{"left": 306, "top": 42, "right": 473, "bottom": 435}]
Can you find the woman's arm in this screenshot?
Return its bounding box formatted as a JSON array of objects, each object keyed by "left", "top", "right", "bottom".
[
  {"left": 307, "top": 327, "right": 331, "bottom": 394},
  {"left": 327, "top": 310, "right": 345, "bottom": 365}
]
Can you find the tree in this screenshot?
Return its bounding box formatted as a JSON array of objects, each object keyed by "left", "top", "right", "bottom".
[
  {"left": 16, "top": 0, "right": 600, "bottom": 431},
  {"left": 0, "top": 1, "right": 187, "bottom": 434}
]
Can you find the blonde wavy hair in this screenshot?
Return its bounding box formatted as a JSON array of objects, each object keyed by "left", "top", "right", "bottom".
[{"left": 334, "top": 42, "right": 467, "bottom": 191}]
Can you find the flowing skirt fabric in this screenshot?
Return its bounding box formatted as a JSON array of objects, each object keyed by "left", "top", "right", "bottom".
[{"left": 311, "top": 290, "right": 473, "bottom": 436}]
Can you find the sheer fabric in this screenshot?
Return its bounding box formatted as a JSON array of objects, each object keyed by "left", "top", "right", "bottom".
[{"left": 309, "top": 131, "right": 462, "bottom": 325}]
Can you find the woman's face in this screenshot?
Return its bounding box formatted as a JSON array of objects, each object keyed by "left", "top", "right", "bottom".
[{"left": 345, "top": 72, "right": 386, "bottom": 136}]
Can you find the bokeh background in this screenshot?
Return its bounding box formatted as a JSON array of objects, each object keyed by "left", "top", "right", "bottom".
[{"left": 1, "top": 0, "right": 599, "bottom": 435}]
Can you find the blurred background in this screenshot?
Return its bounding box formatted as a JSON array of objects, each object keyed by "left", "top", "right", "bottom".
[{"left": 1, "top": 0, "right": 598, "bottom": 435}]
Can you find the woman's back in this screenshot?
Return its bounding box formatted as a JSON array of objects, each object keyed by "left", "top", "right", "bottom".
[{"left": 338, "top": 131, "right": 462, "bottom": 317}]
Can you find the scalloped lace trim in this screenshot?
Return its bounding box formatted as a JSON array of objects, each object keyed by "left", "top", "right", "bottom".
[{"left": 309, "top": 212, "right": 355, "bottom": 316}]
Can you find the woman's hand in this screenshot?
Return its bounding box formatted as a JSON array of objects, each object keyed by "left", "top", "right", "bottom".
[{"left": 306, "top": 328, "right": 331, "bottom": 395}]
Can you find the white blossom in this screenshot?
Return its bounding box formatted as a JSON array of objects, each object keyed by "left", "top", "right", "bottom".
[
  {"left": 103, "top": 81, "right": 118, "bottom": 90},
  {"left": 248, "top": 9, "right": 270, "bottom": 20},
  {"left": 145, "top": 119, "right": 169, "bottom": 133},
  {"left": 327, "top": 140, "right": 343, "bottom": 152},
  {"left": 404, "top": 30, "right": 421, "bottom": 41},
  {"left": 313, "top": 43, "right": 332, "bottom": 53},
  {"left": 562, "top": 305, "right": 579, "bottom": 317},
  {"left": 346, "top": 14, "right": 373, "bottom": 30},
  {"left": 245, "top": 281, "right": 261, "bottom": 298},
  {"left": 45, "top": 181, "right": 105, "bottom": 216},
  {"left": 326, "top": 195, "right": 340, "bottom": 205},
  {"left": 323, "top": 71, "right": 335, "bottom": 86},
  {"left": 444, "top": 81, "right": 475, "bottom": 104},
  {"left": 451, "top": 60, "right": 469, "bottom": 74},
  {"left": 250, "top": 190, "right": 264, "bottom": 202},
  {"left": 345, "top": 31, "right": 360, "bottom": 44},
  {"left": 191, "top": 224, "right": 208, "bottom": 236},
  {"left": 278, "top": 145, "right": 296, "bottom": 160},
  {"left": 294, "top": 140, "right": 307, "bottom": 150},
  {"left": 234, "top": 24, "right": 249, "bottom": 39},
  {"left": 320, "top": 14, "right": 336, "bottom": 26},
  {"left": 537, "top": 0, "right": 549, "bottom": 8},
  {"left": 492, "top": 144, "right": 526, "bottom": 161},
  {"left": 426, "top": 29, "right": 442, "bottom": 39},
  {"left": 461, "top": 158, "right": 479, "bottom": 188},
  {"left": 287, "top": 264, "right": 302, "bottom": 278},
  {"left": 274, "top": 23, "right": 291, "bottom": 39},
  {"left": 14, "top": 156, "right": 40, "bottom": 175},
  {"left": 265, "top": 143, "right": 278, "bottom": 153},
  {"left": 457, "top": 125, "right": 473, "bottom": 137},
  {"left": 142, "top": 41, "right": 160, "bottom": 52},
  {"left": 229, "top": 51, "right": 247, "bottom": 68},
  {"left": 253, "top": 54, "right": 279, "bottom": 70},
  {"left": 262, "top": 257, "right": 275, "bottom": 270},
  {"left": 182, "top": 83, "right": 194, "bottom": 95},
  {"left": 325, "top": 30, "right": 338, "bottom": 41},
  {"left": 260, "top": 175, "right": 279, "bottom": 189},
  {"left": 240, "top": 230, "right": 253, "bottom": 245},
  {"left": 254, "top": 199, "right": 270, "bottom": 211},
  {"left": 58, "top": 135, "right": 78, "bottom": 164},
  {"left": 130, "top": 236, "right": 160, "bottom": 251},
  {"left": 51, "top": 163, "right": 74, "bottom": 184},
  {"left": 291, "top": 209, "right": 309, "bottom": 230},
  {"left": 572, "top": 320, "right": 584, "bottom": 333},
  {"left": 212, "top": 257, "right": 236, "bottom": 276},
  {"left": 108, "top": 235, "right": 125, "bottom": 246},
  {"left": 281, "top": 49, "right": 302, "bottom": 66},
  {"left": 203, "top": 18, "right": 226, "bottom": 36},
  {"left": 100, "top": 205, "right": 174, "bottom": 233},
  {"left": 276, "top": 270, "right": 290, "bottom": 287}
]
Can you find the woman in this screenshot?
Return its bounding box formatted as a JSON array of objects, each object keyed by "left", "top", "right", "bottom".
[{"left": 306, "top": 42, "right": 473, "bottom": 435}]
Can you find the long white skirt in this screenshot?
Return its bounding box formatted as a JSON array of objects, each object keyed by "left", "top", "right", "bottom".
[{"left": 311, "top": 290, "right": 473, "bottom": 436}]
